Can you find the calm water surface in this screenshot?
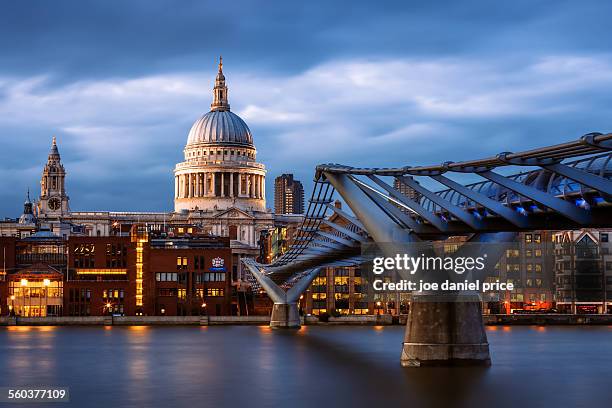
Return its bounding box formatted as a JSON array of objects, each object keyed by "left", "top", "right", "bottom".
[{"left": 0, "top": 325, "right": 611, "bottom": 407}]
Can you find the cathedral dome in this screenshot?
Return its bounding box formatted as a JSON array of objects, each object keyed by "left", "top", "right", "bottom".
[
  {"left": 186, "top": 56, "right": 253, "bottom": 148},
  {"left": 186, "top": 110, "right": 253, "bottom": 146}
]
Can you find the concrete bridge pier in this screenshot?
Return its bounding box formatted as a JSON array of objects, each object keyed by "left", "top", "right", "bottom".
[
  {"left": 270, "top": 303, "right": 301, "bottom": 329},
  {"left": 243, "top": 262, "right": 320, "bottom": 329},
  {"left": 401, "top": 299, "right": 490, "bottom": 367}
]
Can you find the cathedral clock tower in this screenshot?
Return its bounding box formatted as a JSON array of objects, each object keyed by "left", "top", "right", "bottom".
[{"left": 38, "top": 137, "right": 69, "bottom": 217}]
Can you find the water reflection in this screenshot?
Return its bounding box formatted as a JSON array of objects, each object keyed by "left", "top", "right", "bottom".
[{"left": 0, "top": 325, "right": 610, "bottom": 408}]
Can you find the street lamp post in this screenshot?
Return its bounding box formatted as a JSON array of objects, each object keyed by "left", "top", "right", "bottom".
[
  {"left": 43, "top": 279, "right": 50, "bottom": 317},
  {"left": 20, "top": 279, "right": 28, "bottom": 317}
]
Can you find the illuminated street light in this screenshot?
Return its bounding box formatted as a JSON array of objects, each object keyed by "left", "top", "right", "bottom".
[
  {"left": 43, "top": 279, "right": 50, "bottom": 287},
  {"left": 20, "top": 279, "right": 28, "bottom": 287}
]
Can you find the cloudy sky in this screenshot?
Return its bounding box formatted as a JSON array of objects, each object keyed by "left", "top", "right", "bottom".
[{"left": 1, "top": 0, "right": 611, "bottom": 216}]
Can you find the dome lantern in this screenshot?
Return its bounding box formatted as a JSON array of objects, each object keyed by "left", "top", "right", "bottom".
[{"left": 211, "top": 55, "right": 230, "bottom": 112}]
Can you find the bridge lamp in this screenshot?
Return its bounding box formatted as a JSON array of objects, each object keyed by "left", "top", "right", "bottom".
[
  {"left": 20, "top": 279, "right": 28, "bottom": 287},
  {"left": 201, "top": 303, "right": 207, "bottom": 308},
  {"left": 43, "top": 279, "right": 50, "bottom": 287},
  {"left": 105, "top": 302, "right": 112, "bottom": 309},
  {"left": 575, "top": 198, "right": 590, "bottom": 210}
]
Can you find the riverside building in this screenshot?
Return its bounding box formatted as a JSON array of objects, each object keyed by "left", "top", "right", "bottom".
[{"left": 0, "top": 226, "right": 232, "bottom": 317}]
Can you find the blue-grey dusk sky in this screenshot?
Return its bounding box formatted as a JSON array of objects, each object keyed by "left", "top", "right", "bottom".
[{"left": 1, "top": 0, "right": 612, "bottom": 216}]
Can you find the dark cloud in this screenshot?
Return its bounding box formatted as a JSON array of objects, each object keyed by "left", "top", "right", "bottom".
[{"left": 1, "top": 1, "right": 611, "bottom": 81}]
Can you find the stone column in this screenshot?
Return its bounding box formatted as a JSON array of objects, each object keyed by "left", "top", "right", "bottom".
[
  {"left": 252, "top": 174, "right": 256, "bottom": 198},
  {"left": 262, "top": 175, "right": 265, "bottom": 199},
  {"left": 190, "top": 173, "right": 195, "bottom": 198},
  {"left": 238, "top": 173, "right": 242, "bottom": 197},
  {"left": 221, "top": 172, "right": 225, "bottom": 197},
  {"left": 230, "top": 172, "right": 234, "bottom": 197},
  {"left": 212, "top": 172, "right": 216, "bottom": 197},
  {"left": 247, "top": 174, "right": 252, "bottom": 198},
  {"left": 175, "top": 176, "right": 179, "bottom": 198},
  {"left": 257, "top": 175, "right": 261, "bottom": 198},
  {"left": 199, "top": 173, "right": 203, "bottom": 197}
]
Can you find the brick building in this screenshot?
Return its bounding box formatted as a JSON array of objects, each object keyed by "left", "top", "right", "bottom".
[{"left": 0, "top": 226, "right": 232, "bottom": 317}]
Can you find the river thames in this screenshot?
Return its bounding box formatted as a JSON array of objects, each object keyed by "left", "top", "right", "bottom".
[{"left": 0, "top": 325, "right": 611, "bottom": 407}]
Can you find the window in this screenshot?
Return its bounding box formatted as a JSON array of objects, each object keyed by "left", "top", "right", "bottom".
[
  {"left": 312, "top": 300, "right": 326, "bottom": 309},
  {"left": 106, "top": 244, "right": 127, "bottom": 268},
  {"left": 534, "top": 263, "right": 542, "bottom": 273},
  {"left": 73, "top": 243, "right": 95, "bottom": 268},
  {"left": 202, "top": 272, "right": 225, "bottom": 282},
  {"left": 534, "top": 234, "right": 542, "bottom": 244},
  {"left": 158, "top": 288, "right": 177, "bottom": 297},
  {"left": 534, "top": 249, "right": 542, "bottom": 257},
  {"left": 156, "top": 272, "right": 178, "bottom": 281},
  {"left": 506, "top": 264, "right": 520, "bottom": 272},
  {"left": 525, "top": 234, "right": 532, "bottom": 244},
  {"left": 207, "top": 288, "right": 224, "bottom": 297},
  {"left": 178, "top": 273, "right": 188, "bottom": 285},
  {"left": 194, "top": 256, "right": 205, "bottom": 270},
  {"left": 601, "top": 233, "right": 609, "bottom": 243},
  {"left": 176, "top": 257, "right": 188, "bottom": 270},
  {"left": 68, "top": 288, "right": 91, "bottom": 316},
  {"left": 506, "top": 249, "right": 520, "bottom": 258},
  {"left": 177, "top": 289, "right": 186, "bottom": 300},
  {"left": 103, "top": 289, "right": 124, "bottom": 301}
]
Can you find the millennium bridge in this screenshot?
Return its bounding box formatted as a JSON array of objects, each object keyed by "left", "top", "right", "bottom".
[{"left": 243, "top": 132, "right": 612, "bottom": 366}]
